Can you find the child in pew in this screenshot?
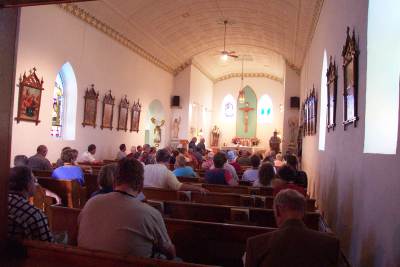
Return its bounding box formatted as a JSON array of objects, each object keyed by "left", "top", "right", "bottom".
[
  {"left": 172, "top": 155, "right": 197, "bottom": 178},
  {"left": 52, "top": 149, "right": 84, "bottom": 185},
  {"left": 242, "top": 154, "right": 261, "bottom": 183}
]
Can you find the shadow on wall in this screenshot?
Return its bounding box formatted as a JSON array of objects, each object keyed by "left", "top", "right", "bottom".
[
  {"left": 392, "top": 225, "right": 400, "bottom": 267},
  {"left": 336, "top": 177, "right": 354, "bottom": 258},
  {"left": 358, "top": 229, "right": 384, "bottom": 267}
]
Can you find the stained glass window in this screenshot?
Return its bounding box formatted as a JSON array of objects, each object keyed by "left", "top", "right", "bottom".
[
  {"left": 221, "top": 94, "right": 236, "bottom": 119},
  {"left": 50, "top": 73, "right": 64, "bottom": 138},
  {"left": 258, "top": 94, "right": 273, "bottom": 123}
]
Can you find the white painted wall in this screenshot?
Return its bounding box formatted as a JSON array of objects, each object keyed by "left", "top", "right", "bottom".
[
  {"left": 189, "top": 65, "right": 213, "bottom": 144},
  {"left": 282, "top": 65, "right": 300, "bottom": 153},
  {"left": 300, "top": 0, "right": 400, "bottom": 266},
  {"left": 12, "top": 5, "right": 173, "bottom": 163},
  {"left": 171, "top": 66, "right": 191, "bottom": 140},
  {"left": 212, "top": 77, "right": 284, "bottom": 149}
]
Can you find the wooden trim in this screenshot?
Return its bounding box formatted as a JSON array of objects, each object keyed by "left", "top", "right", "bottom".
[{"left": 1, "top": 0, "right": 95, "bottom": 8}]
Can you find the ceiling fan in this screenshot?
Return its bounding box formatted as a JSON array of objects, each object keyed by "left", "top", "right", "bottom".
[{"left": 219, "top": 20, "right": 238, "bottom": 60}]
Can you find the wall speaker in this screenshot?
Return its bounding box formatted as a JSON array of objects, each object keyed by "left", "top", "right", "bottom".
[
  {"left": 290, "top": 97, "right": 300, "bottom": 109},
  {"left": 171, "top": 95, "right": 180, "bottom": 107}
]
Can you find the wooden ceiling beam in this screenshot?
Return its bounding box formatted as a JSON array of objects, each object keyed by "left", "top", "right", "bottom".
[{"left": 0, "top": 0, "right": 96, "bottom": 8}]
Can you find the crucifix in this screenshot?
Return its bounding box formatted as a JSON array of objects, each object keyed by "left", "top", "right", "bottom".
[{"left": 239, "top": 102, "right": 254, "bottom": 132}]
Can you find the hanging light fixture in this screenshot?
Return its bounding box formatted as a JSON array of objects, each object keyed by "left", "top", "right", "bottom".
[{"left": 238, "top": 57, "right": 245, "bottom": 104}]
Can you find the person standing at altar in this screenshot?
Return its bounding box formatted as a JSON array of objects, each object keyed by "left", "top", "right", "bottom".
[{"left": 269, "top": 130, "right": 282, "bottom": 154}]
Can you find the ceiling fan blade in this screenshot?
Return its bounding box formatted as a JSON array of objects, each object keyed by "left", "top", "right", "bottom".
[
  {"left": 229, "top": 54, "right": 239, "bottom": 58},
  {"left": 228, "top": 51, "right": 236, "bottom": 54}
]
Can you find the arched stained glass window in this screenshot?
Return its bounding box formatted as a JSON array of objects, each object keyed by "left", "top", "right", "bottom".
[
  {"left": 50, "top": 73, "right": 64, "bottom": 138},
  {"left": 258, "top": 94, "right": 273, "bottom": 123},
  {"left": 221, "top": 94, "right": 236, "bottom": 120}
]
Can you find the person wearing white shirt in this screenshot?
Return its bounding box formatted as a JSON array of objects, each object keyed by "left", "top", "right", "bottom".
[
  {"left": 81, "top": 144, "right": 97, "bottom": 163},
  {"left": 144, "top": 149, "right": 207, "bottom": 193},
  {"left": 116, "top": 144, "right": 127, "bottom": 160}
]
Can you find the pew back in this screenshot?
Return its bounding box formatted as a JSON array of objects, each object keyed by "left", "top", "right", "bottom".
[{"left": 37, "top": 178, "right": 86, "bottom": 208}]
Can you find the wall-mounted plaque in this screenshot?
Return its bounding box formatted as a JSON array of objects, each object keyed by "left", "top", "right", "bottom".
[
  {"left": 82, "top": 84, "right": 99, "bottom": 128},
  {"left": 101, "top": 90, "right": 115, "bottom": 130},
  {"left": 327, "top": 56, "right": 338, "bottom": 131},
  {"left": 15, "top": 68, "right": 44, "bottom": 125},
  {"left": 342, "top": 27, "right": 359, "bottom": 129},
  {"left": 130, "top": 99, "right": 141, "bottom": 133},
  {"left": 117, "top": 96, "right": 129, "bottom": 131}
]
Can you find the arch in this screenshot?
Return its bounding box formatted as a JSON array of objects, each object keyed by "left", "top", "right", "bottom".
[
  {"left": 221, "top": 94, "right": 236, "bottom": 121},
  {"left": 257, "top": 94, "right": 273, "bottom": 123},
  {"left": 51, "top": 62, "right": 77, "bottom": 140},
  {"left": 318, "top": 50, "right": 328, "bottom": 151},
  {"left": 236, "top": 85, "right": 257, "bottom": 138},
  {"left": 145, "top": 99, "right": 165, "bottom": 146}
]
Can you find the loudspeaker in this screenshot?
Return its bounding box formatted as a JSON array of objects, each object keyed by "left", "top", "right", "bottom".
[
  {"left": 171, "top": 96, "right": 180, "bottom": 107},
  {"left": 290, "top": 97, "right": 300, "bottom": 109}
]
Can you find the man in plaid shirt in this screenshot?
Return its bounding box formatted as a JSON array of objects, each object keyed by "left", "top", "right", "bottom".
[{"left": 8, "top": 166, "right": 53, "bottom": 242}]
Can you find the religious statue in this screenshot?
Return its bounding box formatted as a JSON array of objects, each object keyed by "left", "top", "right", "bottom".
[
  {"left": 239, "top": 102, "right": 255, "bottom": 133},
  {"left": 269, "top": 129, "right": 282, "bottom": 154},
  {"left": 287, "top": 117, "right": 298, "bottom": 154},
  {"left": 172, "top": 116, "right": 181, "bottom": 139},
  {"left": 151, "top": 117, "right": 165, "bottom": 146},
  {"left": 211, "top": 125, "right": 220, "bottom": 147}
]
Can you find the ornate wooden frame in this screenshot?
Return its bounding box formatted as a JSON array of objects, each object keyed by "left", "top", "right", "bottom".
[
  {"left": 100, "top": 90, "right": 115, "bottom": 130},
  {"left": 15, "top": 68, "right": 44, "bottom": 125},
  {"left": 130, "top": 99, "right": 141, "bottom": 133},
  {"left": 327, "top": 56, "right": 338, "bottom": 131},
  {"left": 342, "top": 27, "right": 359, "bottom": 129},
  {"left": 303, "top": 87, "right": 318, "bottom": 136},
  {"left": 117, "top": 96, "right": 129, "bottom": 131},
  {"left": 82, "top": 84, "right": 99, "bottom": 128}
]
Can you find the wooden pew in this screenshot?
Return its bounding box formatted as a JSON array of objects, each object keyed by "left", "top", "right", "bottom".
[
  {"left": 161, "top": 201, "right": 320, "bottom": 230},
  {"left": 177, "top": 176, "right": 203, "bottom": 183},
  {"left": 48, "top": 205, "right": 274, "bottom": 267},
  {"left": 144, "top": 187, "right": 316, "bottom": 211},
  {"left": 37, "top": 178, "right": 86, "bottom": 208},
  {"left": 19, "top": 240, "right": 213, "bottom": 267}
]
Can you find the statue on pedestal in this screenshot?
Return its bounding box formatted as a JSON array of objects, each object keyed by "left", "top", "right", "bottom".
[
  {"left": 269, "top": 129, "right": 281, "bottom": 154},
  {"left": 211, "top": 125, "right": 220, "bottom": 147},
  {"left": 151, "top": 117, "right": 165, "bottom": 147},
  {"left": 172, "top": 116, "right": 181, "bottom": 139}
]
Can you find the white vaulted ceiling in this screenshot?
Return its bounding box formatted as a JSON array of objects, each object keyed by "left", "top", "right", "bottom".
[{"left": 74, "top": 0, "right": 323, "bottom": 81}]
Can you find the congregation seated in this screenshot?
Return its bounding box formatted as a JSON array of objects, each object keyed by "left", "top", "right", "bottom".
[
  {"left": 78, "top": 157, "right": 176, "bottom": 259},
  {"left": 236, "top": 150, "right": 251, "bottom": 166},
  {"left": 91, "top": 163, "right": 117, "bottom": 198},
  {"left": 55, "top": 146, "right": 71, "bottom": 167},
  {"left": 140, "top": 144, "right": 156, "bottom": 165},
  {"left": 273, "top": 153, "right": 284, "bottom": 168},
  {"left": 14, "top": 155, "right": 29, "bottom": 167},
  {"left": 28, "top": 145, "right": 52, "bottom": 171},
  {"left": 286, "top": 154, "right": 308, "bottom": 189},
  {"left": 144, "top": 149, "right": 206, "bottom": 192},
  {"left": 273, "top": 165, "right": 306, "bottom": 197},
  {"left": 227, "top": 150, "right": 242, "bottom": 174},
  {"left": 52, "top": 149, "right": 84, "bottom": 185},
  {"left": 205, "top": 152, "right": 238, "bottom": 186},
  {"left": 80, "top": 144, "right": 99, "bottom": 164},
  {"left": 116, "top": 144, "right": 127, "bottom": 160},
  {"left": 263, "top": 150, "right": 275, "bottom": 164},
  {"left": 244, "top": 189, "right": 339, "bottom": 267},
  {"left": 242, "top": 154, "right": 261, "bottom": 183},
  {"left": 173, "top": 155, "right": 197, "bottom": 177},
  {"left": 253, "top": 162, "right": 275, "bottom": 187},
  {"left": 8, "top": 166, "right": 53, "bottom": 242},
  {"left": 201, "top": 151, "right": 214, "bottom": 170}
]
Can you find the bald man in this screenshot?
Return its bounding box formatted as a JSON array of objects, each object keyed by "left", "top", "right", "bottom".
[{"left": 28, "top": 145, "right": 52, "bottom": 171}]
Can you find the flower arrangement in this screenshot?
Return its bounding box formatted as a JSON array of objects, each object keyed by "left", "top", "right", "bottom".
[
  {"left": 232, "top": 137, "right": 241, "bottom": 145},
  {"left": 251, "top": 137, "right": 260, "bottom": 146}
]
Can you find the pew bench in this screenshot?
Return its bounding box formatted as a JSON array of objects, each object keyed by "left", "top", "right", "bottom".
[{"left": 48, "top": 205, "right": 274, "bottom": 267}]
